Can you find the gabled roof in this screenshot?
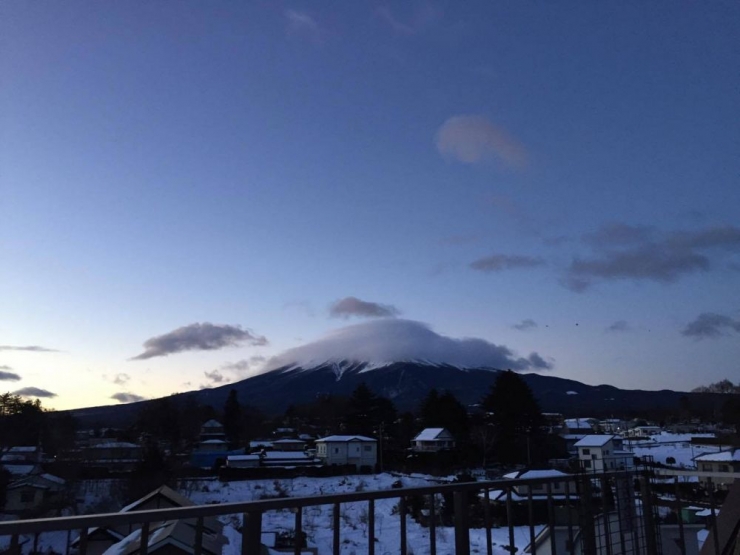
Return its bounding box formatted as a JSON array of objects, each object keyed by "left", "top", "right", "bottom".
[
  {"left": 316, "top": 435, "right": 376, "bottom": 443},
  {"left": 102, "top": 520, "right": 221, "bottom": 555},
  {"left": 503, "top": 469, "right": 571, "bottom": 480},
  {"left": 574, "top": 435, "right": 615, "bottom": 448},
  {"left": 202, "top": 419, "right": 222, "bottom": 428},
  {"left": 413, "top": 428, "right": 453, "bottom": 441},
  {"left": 695, "top": 449, "right": 740, "bottom": 462}
]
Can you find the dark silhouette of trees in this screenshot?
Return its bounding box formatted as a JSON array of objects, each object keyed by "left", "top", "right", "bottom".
[
  {"left": 418, "top": 389, "right": 470, "bottom": 441},
  {"left": 223, "top": 390, "right": 243, "bottom": 447},
  {"left": 481, "top": 370, "right": 544, "bottom": 465},
  {"left": 345, "top": 383, "right": 396, "bottom": 437},
  {"left": 0, "top": 393, "right": 45, "bottom": 449}
]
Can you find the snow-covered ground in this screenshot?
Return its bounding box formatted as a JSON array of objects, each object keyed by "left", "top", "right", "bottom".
[
  {"left": 629, "top": 434, "right": 721, "bottom": 468},
  {"left": 185, "top": 473, "right": 541, "bottom": 555}
]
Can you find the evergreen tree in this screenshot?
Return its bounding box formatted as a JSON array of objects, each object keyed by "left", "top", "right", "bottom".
[
  {"left": 418, "top": 389, "right": 470, "bottom": 441},
  {"left": 345, "top": 383, "right": 396, "bottom": 437},
  {"left": 223, "top": 389, "right": 243, "bottom": 447},
  {"left": 481, "top": 370, "right": 544, "bottom": 465}
]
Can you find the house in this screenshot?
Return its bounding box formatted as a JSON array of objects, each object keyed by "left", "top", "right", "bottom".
[
  {"left": 200, "top": 420, "right": 226, "bottom": 441},
  {"left": 4, "top": 473, "right": 67, "bottom": 516},
  {"left": 484, "top": 469, "right": 575, "bottom": 501},
  {"left": 599, "top": 419, "right": 627, "bottom": 434},
  {"left": 562, "top": 418, "right": 597, "bottom": 435},
  {"left": 84, "top": 441, "right": 143, "bottom": 472},
  {"left": 226, "top": 452, "right": 320, "bottom": 469},
  {"left": 574, "top": 435, "right": 635, "bottom": 472},
  {"left": 315, "top": 435, "right": 377, "bottom": 470},
  {"left": 74, "top": 485, "right": 223, "bottom": 555},
  {"left": 694, "top": 449, "right": 740, "bottom": 487},
  {"left": 411, "top": 428, "right": 455, "bottom": 452},
  {"left": 101, "top": 520, "right": 222, "bottom": 555},
  {"left": 272, "top": 439, "right": 307, "bottom": 452},
  {"left": 0, "top": 445, "right": 43, "bottom": 464}
]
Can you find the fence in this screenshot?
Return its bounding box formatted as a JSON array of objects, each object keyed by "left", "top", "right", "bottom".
[{"left": 0, "top": 470, "right": 725, "bottom": 555}]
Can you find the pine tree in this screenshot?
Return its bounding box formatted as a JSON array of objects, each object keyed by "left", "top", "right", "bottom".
[
  {"left": 223, "top": 389, "right": 243, "bottom": 447},
  {"left": 481, "top": 370, "right": 544, "bottom": 465}
]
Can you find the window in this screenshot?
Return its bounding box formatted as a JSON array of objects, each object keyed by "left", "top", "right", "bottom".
[
  {"left": 584, "top": 460, "right": 591, "bottom": 469},
  {"left": 583, "top": 448, "right": 590, "bottom": 455},
  {"left": 334, "top": 448, "right": 339, "bottom": 454},
  {"left": 605, "top": 450, "right": 609, "bottom": 455},
  {"left": 20, "top": 491, "right": 35, "bottom": 503},
  {"left": 363, "top": 445, "right": 372, "bottom": 452}
]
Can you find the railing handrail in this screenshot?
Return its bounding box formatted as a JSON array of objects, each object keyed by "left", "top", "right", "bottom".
[{"left": 0, "top": 471, "right": 616, "bottom": 536}]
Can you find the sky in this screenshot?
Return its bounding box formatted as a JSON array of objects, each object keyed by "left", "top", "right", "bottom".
[{"left": 1, "top": 1, "right": 739, "bottom": 411}]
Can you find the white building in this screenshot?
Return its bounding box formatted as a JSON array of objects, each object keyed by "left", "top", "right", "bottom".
[
  {"left": 315, "top": 435, "right": 377, "bottom": 470},
  {"left": 411, "top": 428, "right": 455, "bottom": 452},
  {"left": 574, "top": 435, "right": 635, "bottom": 472}
]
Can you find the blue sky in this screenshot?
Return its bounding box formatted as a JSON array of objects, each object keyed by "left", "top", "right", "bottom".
[{"left": 1, "top": 1, "right": 739, "bottom": 410}]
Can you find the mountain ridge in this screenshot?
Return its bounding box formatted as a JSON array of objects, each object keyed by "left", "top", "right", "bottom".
[{"left": 70, "top": 360, "right": 726, "bottom": 427}]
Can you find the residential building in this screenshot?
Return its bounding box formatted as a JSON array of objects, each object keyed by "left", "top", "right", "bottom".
[
  {"left": 694, "top": 449, "right": 740, "bottom": 487},
  {"left": 272, "top": 439, "right": 307, "bottom": 452},
  {"left": 315, "top": 435, "right": 377, "bottom": 470},
  {"left": 4, "top": 473, "right": 67, "bottom": 516},
  {"left": 84, "top": 441, "right": 143, "bottom": 472},
  {"left": 411, "top": 428, "right": 455, "bottom": 452},
  {"left": 574, "top": 435, "right": 635, "bottom": 472}
]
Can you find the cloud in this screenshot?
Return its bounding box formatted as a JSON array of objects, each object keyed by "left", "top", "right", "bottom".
[
  {"left": 470, "top": 254, "right": 544, "bottom": 273},
  {"left": 111, "top": 392, "right": 146, "bottom": 404},
  {"left": 106, "top": 373, "right": 130, "bottom": 386},
  {"left": 0, "top": 370, "right": 21, "bottom": 381},
  {"left": 0, "top": 345, "right": 59, "bottom": 352},
  {"left": 284, "top": 9, "right": 322, "bottom": 43},
  {"left": 204, "top": 369, "right": 229, "bottom": 385},
  {"left": 265, "top": 318, "right": 553, "bottom": 372},
  {"left": 329, "top": 297, "right": 401, "bottom": 319},
  {"left": 565, "top": 224, "right": 740, "bottom": 291},
  {"left": 14, "top": 387, "right": 57, "bottom": 398},
  {"left": 375, "top": 5, "right": 441, "bottom": 35},
  {"left": 435, "top": 115, "right": 527, "bottom": 168},
  {"left": 131, "top": 323, "right": 268, "bottom": 360},
  {"left": 681, "top": 313, "right": 740, "bottom": 340},
  {"left": 220, "top": 356, "right": 267, "bottom": 378},
  {"left": 605, "top": 320, "right": 631, "bottom": 333},
  {"left": 513, "top": 319, "right": 538, "bottom": 331}
]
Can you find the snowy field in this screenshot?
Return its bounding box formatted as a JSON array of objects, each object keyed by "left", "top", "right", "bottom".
[
  {"left": 630, "top": 433, "right": 722, "bottom": 468},
  {"left": 1, "top": 474, "right": 541, "bottom": 555}
]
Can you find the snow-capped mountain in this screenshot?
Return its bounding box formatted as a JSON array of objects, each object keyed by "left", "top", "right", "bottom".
[{"left": 71, "top": 359, "right": 724, "bottom": 427}]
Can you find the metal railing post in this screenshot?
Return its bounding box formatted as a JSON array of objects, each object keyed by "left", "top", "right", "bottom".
[
  {"left": 242, "top": 511, "right": 263, "bottom": 555},
  {"left": 428, "top": 494, "right": 437, "bottom": 555},
  {"left": 454, "top": 490, "right": 471, "bottom": 555},
  {"left": 368, "top": 499, "right": 375, "bottom": 555},
  {"left": 139, "top": 522, "right": 150, "bottom": 555},
  {"left": 640, "top": 475, "right": 658, "bottom": 555},
  {"left": 674, "top": 477, "right": 686, "bottom": 555},
  {"left": 400, "top": 497, "right": 407, "bottom": 555},
  {"left": 294, "top": 508, "right": 302, "bottom": 555},
  {"left": 333, "top": 502, "right": 341, "bottom": 555},
  {"left": 194, "top": 516, "right": 203, "bottom": 555}
]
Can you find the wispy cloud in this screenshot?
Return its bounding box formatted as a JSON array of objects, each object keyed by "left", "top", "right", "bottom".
[
  {"left": 0, "top": 345, "right": 60, "bottom": 353},
  {"left": 513, "top": 319, "right": 538, "bottom": 331},
  {"left": 204, "top": 369, "right": 228, "bottom": 385},
  {"left": 284, "top": 9, "right": 322, "bottom": 44},
  {"left": 329, "top": 297, "right": 401, "bottom": 319},
  {"left": 103, "top": 373, "right": 131, "bottom": 386},
  {"left": 436, "top": 115, "right": 527, "bottom": 169},
  {"left": 0, "top": 369, "right": 21, "bottom": 381},
  {"left": 111, "top": 392, "right": 146, "bottom": 404},
  {"left": 131, "top": 323, "right": 268, "bottom": 360},
  {"left": 605, "top": 320, "right": 631, "bottom": 333},
  {"left": 14, "top": 387, "right": 57, "bottom": 398},
  {"left": 682, "top": 313, "right": 740, "bottom": 340},
  {"left": 220, "top": 356, "right": 267, "bottom": 378},
  {"left": 470, "top": 254, "right": 544, "bottom": 273},
  {"left": 565, "top": 224, "right": 740, "bottom": 292},
  {"left": 375, "top": 4, "right": 441, "bottom": 35},
  {"left": 265, "top": 318, "right": 553, "bottom": 372}
]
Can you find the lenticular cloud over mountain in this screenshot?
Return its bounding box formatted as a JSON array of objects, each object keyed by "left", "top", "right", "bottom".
[{"left": 264, "top": 319, "right": 552, "bottom": 372}]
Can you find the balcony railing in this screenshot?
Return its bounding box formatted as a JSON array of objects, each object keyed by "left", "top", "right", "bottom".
[{"left": 0, "top": 470, "right": 728, "bottom": 555}]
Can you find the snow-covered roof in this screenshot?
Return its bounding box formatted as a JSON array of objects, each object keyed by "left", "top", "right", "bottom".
[
  {"left": 273, "top": 439, "right": 305, "bottom": 444},
  {"left": 200, "top": 439, "right": 227, "bottom": 444},
  {"left": 262, "top": 451, "right": 313, "bottom": 460},
  {"left": 695, "top": 449, "right": 740, "bottom": 462},
  {"left": 564, "top": 419, "right": 594, "bottom": 429},
  {"left": 202, "top": 419, "right": 222, "bottom": 427},
  {"left": 227, "top": 455, "right": 260, "bottom": 462},
  {"left": 7, "top": 446, "right": 39, "bottom": 453},
  {"left": 413, "top": 428, "right": 451, "bottom": 441},
  {"left": 316, "top": 435, "right": 376, "bottom": 443},
  {"left": 2, "top": 464, "right": 37, "bottom": 476},
  {"left": 503, "top": 469, "right": 571, "bottom": 480},
  {"left": 574, "top": 435, "right": 615, "bottom": 448},
  {"left": 89, "top": 442, "right": 139, "bottom": 449}
]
